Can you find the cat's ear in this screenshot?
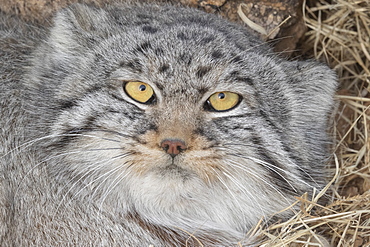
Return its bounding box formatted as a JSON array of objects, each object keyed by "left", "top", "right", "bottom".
[
  {"left": 287, "top": 61, "right": 337, "bottom": 120},
  {"left": 49, "top": 4, "right": 110, "bottom": 47}
]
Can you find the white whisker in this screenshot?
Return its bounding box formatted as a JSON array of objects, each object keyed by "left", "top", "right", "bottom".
[
  {"left": 244, "top": 156, "right": 298, "bottom": 192},
  {"left": 222, "top": 142, "right": 319, "bottom": 186},
  {"left": 216, "top": 145, "right": 312, "bottom": 192},
  {"left": 220, "top": 169, "right": 268, "bottom": 222},
  {"left": 62, "top": 152, "right": 132, "bottom": 206},
  {"left": 1, "top": 133, "right": 121, "bottom": 159},
  {"left": 97, "top": 166, "right": 133, "bottom": 212},
  {"left": 225, "top": 159, "right": 290, "bottom": 203},
  {"left": 14, "top": 150, "right": 93, "bottom": 198}
]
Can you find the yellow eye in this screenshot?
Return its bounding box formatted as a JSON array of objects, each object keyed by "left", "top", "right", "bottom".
[
  {"left": 207, "top": 91, "right": 240, "bottom": 111},
  {"left": 124, "top": 81, "right": 154, "bottom": 103}
]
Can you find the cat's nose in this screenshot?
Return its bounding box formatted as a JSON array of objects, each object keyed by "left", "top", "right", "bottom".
[{"left": 160, "top": 139, "right": 187, "bottom": 158}]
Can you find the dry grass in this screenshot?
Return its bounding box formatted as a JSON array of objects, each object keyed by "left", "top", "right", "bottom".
[{"left": 250, "top": 0, "right": 370, "bottom": 246}]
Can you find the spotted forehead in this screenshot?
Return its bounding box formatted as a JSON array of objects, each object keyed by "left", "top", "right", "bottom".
[
  {"left": 119, "top": 32, "right": 246, "bottom": 93},
  {"left": 106, "top": 7, "right": 265, "bottom": 98}
]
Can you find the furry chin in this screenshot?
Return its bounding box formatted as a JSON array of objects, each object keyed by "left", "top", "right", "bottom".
[{"left": 157, "top": 163, "right": 193, "bottom": 178}]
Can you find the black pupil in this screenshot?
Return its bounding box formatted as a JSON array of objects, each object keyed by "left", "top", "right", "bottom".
[
  {"left": 218, "top": 92, "right": 225, "bottom": 99},
  {"left": 139, "top": 84, "right": 146, "bottom": 91}
]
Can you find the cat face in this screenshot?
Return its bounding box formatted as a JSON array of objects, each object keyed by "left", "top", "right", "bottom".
[{"left": 29, "top": 4, "right": 337, "bottom": 234}]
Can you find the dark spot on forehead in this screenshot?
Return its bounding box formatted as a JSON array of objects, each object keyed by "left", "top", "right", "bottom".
[
  {"left": 155, "top": 48, "right": 164, "bottom": 55},
  {"left": 196, "top": 66, "right": 212, "bottom": 78},
  {"left": 136, "top": 14, "right": 150, "bottom": 19},
  {"left": 211, "top": 50, "right": 223, "bottom": 59},
  {"left": 142, "top": 25, "right": 158, "bottom": 34},
  {"left": 121, "top": 59, "right": 143, "bottom": 72},
  {"left": 197, "top": 86, "right": 208, "bottom": 95},
  {"left": 179, "top": 53, "right": 193, "bottom": 66},
  {"left": 85, "top": 84, "right": 104, "bottom": 94},
  {"left": 200, "top": 36, "right": 215, "bottom": 44},
  {"left": 230, "top": 70, "right": 240, "bottom": 77},
  {"left": 134, "top": 20, "right": 150, "bottom": 25},
  {"left": 241, "top": 77, "right": 254, "bottom": 86},
  {"left": 177, "top": 32, "right": 188, "bottom": 40},
  {"left": 173, "top": 88, "right": 188, "bottom": 94},
  {"left": 159, "top": 64, "right": 170, "bottom": 73}
]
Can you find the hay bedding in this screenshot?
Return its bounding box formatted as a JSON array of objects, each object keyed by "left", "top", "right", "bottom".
[{"left": 250, "top": 0, "right": 370, "bottom": 246}]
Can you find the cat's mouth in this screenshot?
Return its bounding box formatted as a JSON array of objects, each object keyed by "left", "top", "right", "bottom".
[
  {"left": 158, "top": 162, "right": 194, "bottom": 180},
  {"left": 162, "top": 163, "right": 187, "bottom": 173}
]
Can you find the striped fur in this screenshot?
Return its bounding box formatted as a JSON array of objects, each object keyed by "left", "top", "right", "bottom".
[{"left": 0, "top": 3, "right": 337, "bottom": 246}]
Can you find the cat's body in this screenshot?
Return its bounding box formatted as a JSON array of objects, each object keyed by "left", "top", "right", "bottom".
[{"left": 0, "top": 3, "right": 336, "bottom": 246}]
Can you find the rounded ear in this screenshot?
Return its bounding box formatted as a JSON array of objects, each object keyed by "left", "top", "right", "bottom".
[
  {"left": 49, "top": 4, "right": 110, "bottom": 48},
  {"left": 61, "top": 4, "right": 109, "bottom": 33},
  {"left": 286, "top": 61, "right": 338, "bottom": 120},
  {"left": 30, "top": 4, "right": 113, "bottom": 94}
]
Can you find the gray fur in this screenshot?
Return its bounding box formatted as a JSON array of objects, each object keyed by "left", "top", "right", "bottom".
[{"left": 0, "top": 3, "right": 337, "bottom": 246}]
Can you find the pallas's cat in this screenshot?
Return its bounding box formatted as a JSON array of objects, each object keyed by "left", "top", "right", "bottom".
[{"left": 0, "top": 3, "right": 336, "bottom": 246}]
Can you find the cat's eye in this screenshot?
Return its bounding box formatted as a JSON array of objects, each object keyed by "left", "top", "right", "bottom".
[
  {"left": 206, "top": 91, "right": 240, "bottom": 112},
  {"left": 124, "top": 81, "right": 154, "bottom": 104}
]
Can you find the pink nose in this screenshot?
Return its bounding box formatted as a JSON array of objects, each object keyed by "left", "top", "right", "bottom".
[{"left": 160, "top": 139, "right": 187, "bottom": 157}]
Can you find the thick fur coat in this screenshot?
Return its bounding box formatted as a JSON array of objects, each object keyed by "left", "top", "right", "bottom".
[{"left": 0, "top": 3, "right": 336, "bottom": 246}]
